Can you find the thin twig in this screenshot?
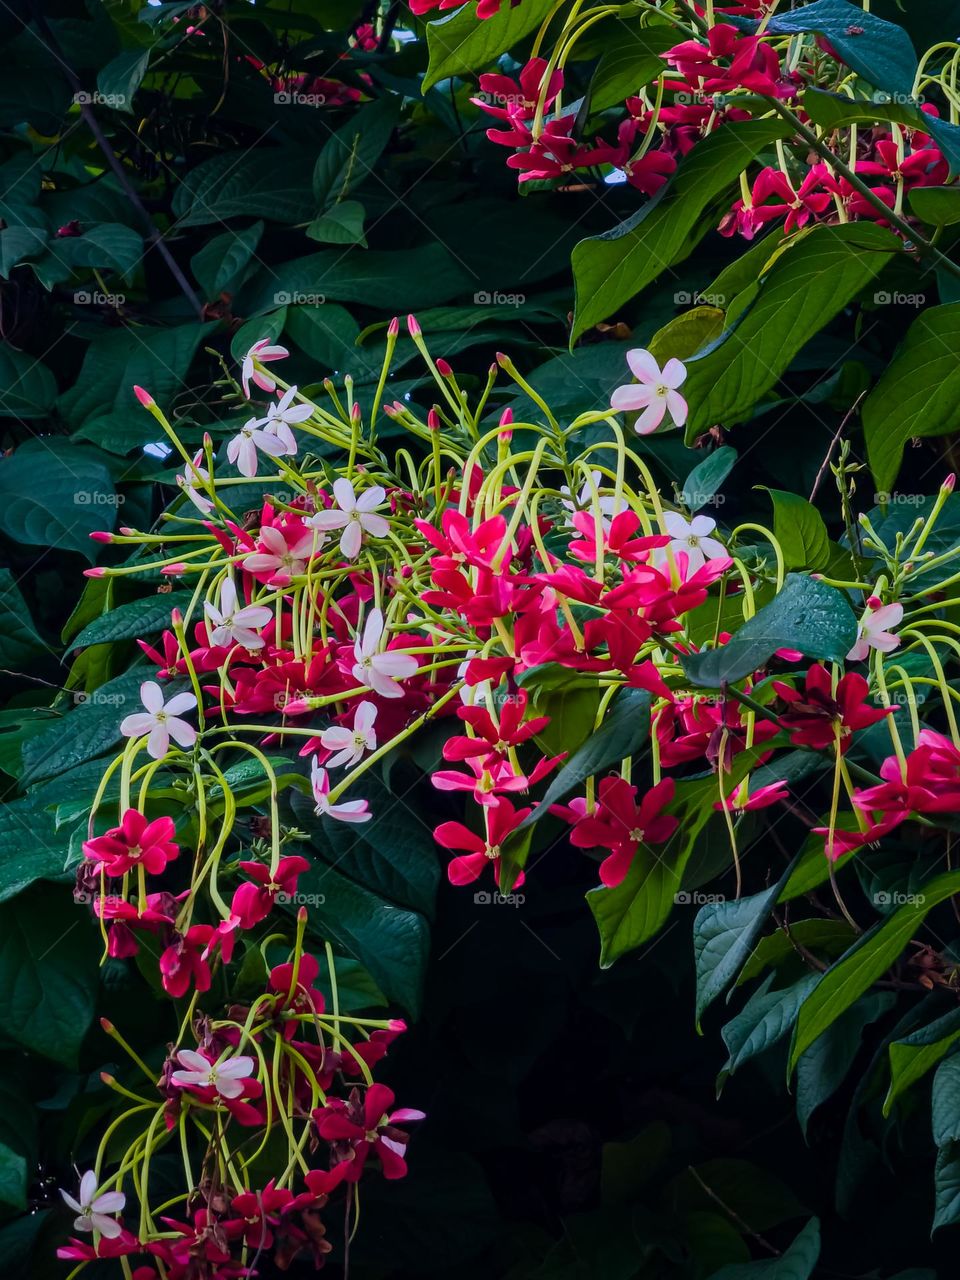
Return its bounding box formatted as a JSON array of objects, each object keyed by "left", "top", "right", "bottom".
[
  {"left": 686, "top": 1165, "right": 782, "bottom": 1256},
  {"left": 809, "top": 391, "right": 867, "bottom": 502}
]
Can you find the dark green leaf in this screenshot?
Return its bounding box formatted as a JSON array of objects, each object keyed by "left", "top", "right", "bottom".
[
  {"left": 424, "top": 0, "right": 556, "bottom": 91},
  {"left": 762, "top": 489, "right": 831, "bottom": 571},
  {"left": 0, "top": 439, "right": 117, "bottom": 559},
  {"left": 681, "top": 446, "right": 737, "bottom": 511},
  {"left": 67, "top": 590, "right": 194, "bottom": 653},
  {"left": 707, "top": 1218, "right": 820, "bottom": 1280},
  {"left": 933, "top": 1053, "right": 960, "bottom": 1147}
]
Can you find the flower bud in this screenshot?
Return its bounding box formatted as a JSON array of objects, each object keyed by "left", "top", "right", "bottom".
[
  {"left": 427, "top": 408, "right": 441, "bottom": 432},
  {"left": 89, "top": 531, "right": 114, "bottom": 543},
  {"left": 436, "top": 358, "right": 453, "bottom": 378},
  {"left": 387, "top": 316, "right": 400, "bottom": 337},
  {"left": 407, "top": 314, "right": 422, "bottom": 337}
]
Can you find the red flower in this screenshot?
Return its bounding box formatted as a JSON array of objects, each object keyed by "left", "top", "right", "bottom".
[
  {"left": 434, "top": 795, "right": 531, "bottom": 886},
  {"left": 568, "top": 776, "right": 677, "bottom": 886},
  {"left": 231, "top": 855, "right": 311, "bottom": 928},
  {"left": 313, "top": 1083, "right": 424, "bottom": 1181},
  {"left": 442, "top": 688, "right": 550, "bottom": 768},
  {"left": 773, "top": 665, "right": 893, "bottom": 752},
  {"left": 83, "top": 809, "right": 179, "bottom": 878}
]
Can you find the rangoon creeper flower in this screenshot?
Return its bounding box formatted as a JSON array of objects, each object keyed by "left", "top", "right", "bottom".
[
  {"left": 171, "top": 1049, "right": 255, "bottom": 1098},
  {"left": 254, "top": 384, "right": 312, "bottom": 451},
  {"left": 60, "top": 1171, "right": 126, "bottom": 1238},
  {"left": 559, "top": 469, "right": 621, "bottom": 529},
  {"left": 656, "top": 511, "right": 726, "bottom": 574},
  {"left": 611, "top": 348, "right": 688, "bottom": 434},
  {"left": 320, "top": 700, "right": 378, "bottom": 768},
  {"left": 177, "top": 449, "right": 213, "bottom": 514},
  {"left": 847, "top": 596, "right": 904, "bottom": 662},
  {"left": 351, "top": 608, "right": 419, "bottom": 699},
  {"left": 309, "top": 478, "right": 391, "bottom": 558},
  {"left": 310, "top": 761, "right": 372, "bottom": 823},
  {"left": 203, "top": 578, "right": 273, "bottom": 649},
  {"left": 243, "top": 525, "right": 318, "bottom": 584},
  {"left": 241, "top": 338, "right": 289, "bottom": 398},
  {"left": 227, "top": 417, "right": 293, "bottom": 478},
  {"left": 120, "top": 681, "right": 197, "bottom": 759}
]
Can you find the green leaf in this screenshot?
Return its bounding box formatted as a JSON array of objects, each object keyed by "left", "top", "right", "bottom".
[
  {"left": 795, "top": 992, "right": 894, "bottom": 1137},
  {"left": 307, "top": 200, "right": 367, "bottom": 246},
  {"left": 0, "top": 797, "right": 73, "bottom": 901},
  {"left": 0, "top": 226, "right": 47, "bottom": 278},
  {"left": 682, "top": 223, "right": 898, "bottom": 439},
  {"left": 0, "top": 568, "right": 48, "bottom": 668},
  {"left": 0, "top": 344, "right": 56, "bottom": 418},
  {"left": 57, "top": 222, "right": 144, "bottom": 282},
  {"left": 647, "top": 305, "right": 727, "bottom": 366},
  {"left": 863, "top": 304, "right": 960, "bottom": 495},
  {"left": 681, "top": 446, "right": 737, "bottom": 511},
  {"left": 739, "top": 919, "right": 856, "bottom": 984},
  {"left": 934, "top": 1142, "right": 960, "bottom": 1232},
  {"left": 761, "top": 0, "right": 917, "bottom": 98},
  {"left": 589, "top": 25, "right": 675, "bottom": 113},
  {"left": 312, "top": 98, "right": 400, "bottom": 206},
  {"left": 910, "top": 186, "right": 960, "bottom": 226},
  {"left": 67, "top": 590, "right": 194, "bottom": 653},
  {"left": 0, "top": 1142, "right": 27, "bottom": 1211},
  {"left": 0, "top": 887, "right": 98, "bottom": 1067},
  {"left": 707, "top": 1218, "right": 820, "bottom": 1280},
  {"left": 570, "top": 119, "right": 792, "bottom": 344},
  {"left": 172, "top": 150, "right": 316, "bottom": 227},
  {"left": 778, "top": 818, "right": 860, "bottom": 901},
  {"left": 423, "top": 0, "right": 556, "bottom": 91},
  {"left": 761, "top": 489, "right": 831, "bottom": 571},
  {"left": 695, "top": 865, "right": 798, "bottom": 1025},
  {"left": 885, "top": 1008, "right": 960, "bottom": 1117},
  {"left": 0, "top": 439, "right": 117, "bottom": 558},
  {"left": 721, "top": 973, "right": 820, "bottom": 1080},
  {"left": 515, "top": 688, "right": 651, "bottom": 831},
  {"left": 191, "top": 221, "right": 264, "bottom": 299},
  {"left": 97, "top": 47, "right": 150, "bottom": 112},
  {"left": 789, "top": 870, "right": 960, "bottom": 1072},
  {"left": 933, "top": 1054, "right": 960, "bottom": 1147},
  {"left": 681, "top": 574, "right": 857, "bottom": 688}
]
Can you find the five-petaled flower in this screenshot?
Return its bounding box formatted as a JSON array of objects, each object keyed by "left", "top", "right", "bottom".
[
  {"left": 83, "top": 808, "right": 179, "bottom": 877},
  {"left": 611, "top": 349, "right": 688, "bottom": 435},
  {"left": 241, "top": 339, "right": 289, "bottom": 398},
  {"left": 311, "top": 761, "right": 372, "bottom": 823},
  {"left": 203, "top": 578, "right": 273, "bottom": 650},
  {"left": 227, "top": 417, "right": 293, "bottom": 478},
  {"left": 60, "top": 1171, "right": 126, "bottom": 1238},
  {"left": 847, "top": 596, "right": 904, "bottom": 662},
  {"left": 120, "top": 681, "right": 197, "bottom": 759},
  {"left": 313, "top": 1083, "right": 425, "bottom": 1181},
  {"left": 351, "top": 609, "right": 419, "bottom": 699},
  {"left": 656, "top": 511, "right": 727, "bottom": 574},
  {"left": 309, "top": 479, "right": 391, "bottom": 559},
  {"left": 171, "top": 1048, "right": 255, "bottom": 1098},
  {"left": 320, "top": 701, "right": 378, "bottom": 768}
]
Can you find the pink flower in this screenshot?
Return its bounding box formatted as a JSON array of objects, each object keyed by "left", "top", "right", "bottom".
[
  {"left": 203, "top": 578, "right": 273, "bottom": 649},
  {"left": 242, "top": 523, "right": 317, "bottom": 586},
  {"left": 847, "top": 596, "right": 904, "bottom": 662},
  {"left": 320, "top": 700, "right": 378, "bottom": 768},
  {"left": 308, "top": 479, "right": 390, "bottom": 559},
  {"left": 313, "top": 1083, "right": 424, "bottom": 1181},
  {"left": 227, "top": 417, "right": 293, "bottom": 478},
  {"left": 351, "top": 608, "right": 418, "bottom": 699},
  {"left": 310, "top": 762, "right": 371, "bottom": 823},
  {"left": 83, "top": 808, "right": 179, "bottom": 877},
  {"left": 611, "top": 349, "right": 688, "bottom": 434},
  {"left": 241, "top": 338, "right": 289, "bottom": 398},
  {"left": 656, "top": 512, "right": 726, "bottom": 574},
  {"left": 119, "top": 681, "right": 197, "bottom": 759},
  {"left": 568, "top": 776, "right": 677, "bottom": 887},
  {"left": 714, "top": 780, "right": 788, "bottom": 813},
  {"left": 177, "top": 449, "right": 213, "bottom": 513},
  {"left": 773, "top": 665, "right": 893, "bottom": 753},
  {"left": 434, "top": 794, "right": 531, "bottom": 886},
  {"left": 171, "top": 1048, "right": 255, "bottom": 1098},
  {"left": 231, "top": 854, "right": 311, "bottom": 928},
  {"left": 253, "top": 384, "right": 312, "bottom": 450},
  {"left": 60, "top": 1171, "right": 126, "bottom": 1238}
]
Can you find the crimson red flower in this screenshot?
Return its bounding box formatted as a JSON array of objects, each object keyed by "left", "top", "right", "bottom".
[
  {"left": 231, "top": 855, "right": 311, "bottom": 928},
  {"left": 434, "top": 795, "right": 531, "bottom": 886},
  {"left": 773, "top": 665, "right": 893, "bottom": 752},
  {"left": 313, "top": 1083, "right": 424, "bottom": 1181},
  {"left": 442, "top": 688, "right": 550, "bottom": 768},
  {"left": 568, "top": 777, "right": 677, "bottom": 886},
  {"left": 83, "top": 809, "right": 179, "bottom": 878}
]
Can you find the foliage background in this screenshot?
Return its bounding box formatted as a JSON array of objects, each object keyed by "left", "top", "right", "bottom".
[{"left": 1, "top": 0, "right": 959, "bottom": 1275}]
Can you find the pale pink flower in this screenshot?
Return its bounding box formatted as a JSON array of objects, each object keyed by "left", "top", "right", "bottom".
[
  {"left": 203, "top": 578, "right": 273, "bottom": 649},
  {"left": 320, "top": 700, "right": 378, "bottom": 769},
  {"left": 351, "top": 609, "right": 419, "bottom": 699},
  {"left": 60, "top": 1172, "right": 125, "bottom": 1238},
  {"left": 611, "top": 349, "right": 688, "bottom": 434},
  {"left": 308, "top": 478, "right": 390, "bottom": 559},
  {"left": 242, "top": 525, "right": 318, "bottom": 585},
  {"left": 241, "top": 339, "right": 289, "bottom": 399},
  {"left": 171, "top": 1049, "right": 255, "bottom": 1099},
  {"left": 177, "top": 450, "right": 213, "bottom": 514},
  {"left": 847, "top": 596, "right": 904, "bottom": 662},
  {"left": 310, "top": 761, "right": 372, "bottom": 822},
  {"left": 655, "top": 511, "right": 726, "bottom": 574},
  {"left": 254, "top": 384, "right": 312, "bottom": 452},
  {"left": 120, "top": 681, "right": 197, "bottom": 759},
  {"left": 226, "top": 418, "right": 292, "bottom": 479}
]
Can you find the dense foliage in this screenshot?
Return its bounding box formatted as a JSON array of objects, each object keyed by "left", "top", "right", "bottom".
[{"left": 5, "top": 0, "right": 960, "bottom": 1276}]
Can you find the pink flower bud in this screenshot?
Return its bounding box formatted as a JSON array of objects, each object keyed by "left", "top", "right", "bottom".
[
  {"left": 495, "top": 351, "right": 509, "bottom": 368},
  {"left": 387, "top": 316, "right": 400, "bottom": 337},
  {"left": 427, "top": 408, "right": 441, "bottom": 431},
  {"left": 89, "top": 531, "right": 113, "bottom": 543},
  {"left": 170, "top": 608, "right": 183, "bottom": 626},
  {"left": 407, "top": 314, "right": 422, "bottom": 337},
  {"left": 352, "top": 402, "right": 362, "bottom": 421},
  {"left": 945, "top": 473, "right": 956, "bottom": 493},
  {"left": 161, "top": 563, "right": 187, "bottom": 576},
  {"left": 83, "top": 567, "right": 106, "bottom": 577},
  {"left": 436, "top": 358, "right": 453, "bottom": 377},
  {"left": 133, "top": 385, "right": 154, "bottom": 408}
]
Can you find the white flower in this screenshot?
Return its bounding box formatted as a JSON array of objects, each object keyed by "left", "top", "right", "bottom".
[
  {"left": 177, "top": 450, "right": 213, "bottom": 514},
  {"left": 241, "top": 339, "right": 289, "bottom": 399},
  {"left": 243, "top": 525, "right": 318, "bottom": 584},
  {"left": 226, "top": 418, "right": 292, "bottom": 479},
  {"left": 611, "top": 349, "right": 688, "bottom": 435},
  {"left": 559, "top": 470, "right": 621, "bottom": 529},
  {"left": 171, "top": 1049, "right": 255, "bottom": 1099},
  {"left": 320, "top": 701, "right": 378, "bottom": 769},
  {"left": 310, "top": 761, "right": 372, "bottom": 823},
  {"left": 254, "top": 385, "right": 311, "bottom": 452},
  {"left": 120, "top": 681, "right": 197, "bottom": 759},
  {"left": 351, "top": 608, "right": 418, "bottom": 700},
  {"left": 60, "top": 1171, "right": 126, "bottom": 1239},
  {"left": 847, "top": 598, "right": 904, "bottom": 662},
  {"left": 203, "top": 578, "right": 273, "bottom": 650},
  {"left": 308, "top": 478, "right": 390, "bottom": 559},
  {"left": 656, "top": 512, "right": 726, "bottom": 575}
]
